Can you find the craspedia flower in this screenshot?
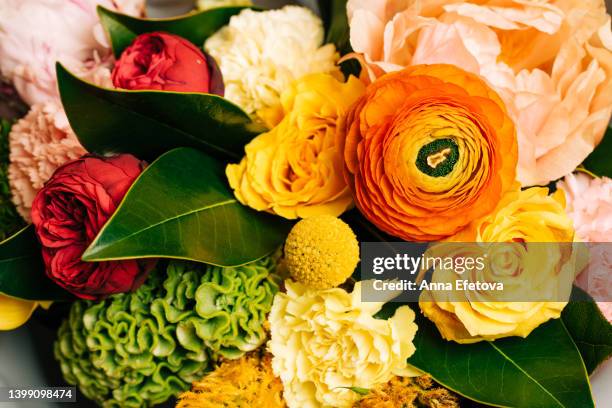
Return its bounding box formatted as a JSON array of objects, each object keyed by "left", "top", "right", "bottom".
[
  {"left": 55, "top": 256, "right": 280, "bottom": 407},
  {"left": 226, "top": 74, "right": 365, "bottom": 219},
  {"left": 204, "top": 6, "right": 340, "bottom": 121},
  {"left": 337, "top": 64, "right": 517, "bottom": 241},
  {"left": 284, "top": 215, "right": 359, "bottom": 289},
  {"left": 176, "top": 352, "right": 285, "bottom": 408}
]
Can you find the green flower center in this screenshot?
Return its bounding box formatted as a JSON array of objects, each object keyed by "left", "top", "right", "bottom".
[{"left": 415, "top": 138, "right": 459, "bottom": 177}]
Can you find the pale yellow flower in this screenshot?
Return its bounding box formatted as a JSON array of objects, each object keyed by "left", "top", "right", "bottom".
[
  {"left": 269, "top": 281, "right": 418, "bottom": 408},
  {"left": 0, "top": 294, "right": 50, "bottom": 331},
  {"left": 420, "top": 187, "right": 579, "bottom": 343},
  {"left": 347, "top": 0, "right": 612, "bottom": 186},
  {"left": 226, "top": 74, "right": 365, "bottom": 219},
  {"left": 205, "top": 6, "right": 340, "bottom": 121},
  {"left": 197, "top": 0, "right": 252, "bottom": 11}
]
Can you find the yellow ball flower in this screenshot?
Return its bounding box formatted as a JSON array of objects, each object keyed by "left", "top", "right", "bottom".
[
  {"left": 226, "top": 74, "right": 366, "bottom": 219},
  {"left": 269, "top": 280, "right": 418, "bottom": 407},
  {"left": 420, "top": 187, "right": 578, "bottom": 343},
  {"left": 284, "top": 215, "right": 359, "bottom": 289}
]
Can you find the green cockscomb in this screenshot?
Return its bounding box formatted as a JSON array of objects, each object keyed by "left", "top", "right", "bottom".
[
  {"left": 54, "top": 256, "right": 280, "bottom": 408},
  {"left": 0, "top": 119, "right": 24, "bottom": 241}
]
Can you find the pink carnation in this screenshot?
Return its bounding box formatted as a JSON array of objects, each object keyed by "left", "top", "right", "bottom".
[
  {"left": 558, "top": 173, "right": 612, "bottom": 321},
  {"left": 8, "top": 103, "right": 86, "bottom": 221},
  {"left": 558, "top": 173, "right": 612, "bottom": 242},
  {"left": 0, "top": 0, "right": 144, "bottom": 105}
]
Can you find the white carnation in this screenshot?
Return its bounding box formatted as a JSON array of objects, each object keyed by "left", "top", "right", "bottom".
[{"left": 205, "top": 6, "right": 340, "bottom": 120}]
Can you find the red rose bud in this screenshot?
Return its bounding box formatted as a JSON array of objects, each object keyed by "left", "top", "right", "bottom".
[
  {"left": 112, "top": 31, "right": 224, "bottom": 95},
  {"left": 31, "top": 154, "right": 154, "bottom": 300}
]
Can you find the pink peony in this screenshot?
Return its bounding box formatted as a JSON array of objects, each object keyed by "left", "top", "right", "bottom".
[
  {"left": 0, "top": 0, "right": 145, "bottom": 105},
  {"left": 8, "top": 103, "right": 86, "bottom": 221},
  {"left": 347, "top": 0, "right": 612, "bottom": 186}
]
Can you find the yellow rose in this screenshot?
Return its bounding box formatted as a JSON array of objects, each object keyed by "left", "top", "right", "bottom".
[
  {"left": 268, "top": 280, "right": 418, "bottom": 407},
  {"left": 0, "top": 294, "right": 49, "bottom": 330},
  {"left": 420, "top": 188, "right": 579, "bottom": 343},
  {"left": 226, "top": 74, "right": 365, "bottom": 219}
]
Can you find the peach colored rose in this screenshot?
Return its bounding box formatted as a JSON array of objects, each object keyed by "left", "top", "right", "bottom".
[
  {"left": 8, "top": 103, "right": 86, "bottom": 220},
  {"left": 347, "top": 0, "right": 612, "bottom": 186}
]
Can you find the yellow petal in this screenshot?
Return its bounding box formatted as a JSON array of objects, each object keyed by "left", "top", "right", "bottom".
[{"left": 0, "top": 294, "right": 38, "bottom": 331}]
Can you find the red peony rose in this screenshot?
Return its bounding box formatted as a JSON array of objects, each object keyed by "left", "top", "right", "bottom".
[
  {"left": 112, "top": 31, "right": 224, "bottom": 95},
  {"left": 31, "top": 154, "right": 153, "bottom": 300}
]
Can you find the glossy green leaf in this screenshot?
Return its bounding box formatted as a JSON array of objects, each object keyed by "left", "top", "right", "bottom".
[
  {"left": 0, "top": 226, "right": 71, "bottom": 301},
  {"left": 0, "top": 119, "right": 24, "bottom": 241},
  {"left": 318, "top": 0, "right": 360, "bottom": 78},
  {"left": 562, "top": 288, "right": 612, "bottom": 374},
  {"left": 377, "top": 303, "right": 593, "bottom": 408},
  {"left": 83, "top": 148, "right": 291, "bottom": 267},
  {"left": 57, "top": 64, "right": 265, "bottom": 161},
  {"left": 98, "top": 5, "right": 251, "bottom": 57},
  {"left": 582, "top": 125, "right": 612, "bottom": 178}
]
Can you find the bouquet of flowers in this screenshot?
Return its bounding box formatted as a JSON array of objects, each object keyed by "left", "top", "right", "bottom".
[{"left": 0, "top": 0, "right": 611, "bottom": 407}]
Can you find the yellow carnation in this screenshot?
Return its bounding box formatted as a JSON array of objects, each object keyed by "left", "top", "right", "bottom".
[
  {"left": 268, "top": 280, "right": 418, "bottom": 408},
  {"left": 226, "top": 74, "right": 366, "bottom": 219},
  {"left": 420, "top": 187, "right": 578, "bottom": 343},
  {"left": 284, "top": 215, "right": 359, "bottom": 289},
  {"left": 176, "top": 352, "right": 285, "bottom": 408}
]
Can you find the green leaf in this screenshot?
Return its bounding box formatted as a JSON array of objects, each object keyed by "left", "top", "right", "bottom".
[
  {"left": 56, "top": 64, "right": 265, "bottom": 161},
  {"left": 83, "top": 148, "right": 291, "bottom": 267},
  {"left": 562, "top": 288, "right": 612, "bottom": 374},
  {"left": 318, "top": 0, "right": 360, "bottom": 78},
  {"left": 0, "top": 119, "right": 24, "bottom": 241},
  {"left": 582, "top": 125, "right": 612, "bottom": 177},
  {"left": 98, "top": 5, "right": 252, "bottom": 57},
  {"left": 377, "top": 303, "right": 594, "bottom": 408},
  {"left": 0, "top": 226, "right": 72, "bottom": 301},
  {"left": 340, "top": 387, "right": 370, "bottom": 396}
]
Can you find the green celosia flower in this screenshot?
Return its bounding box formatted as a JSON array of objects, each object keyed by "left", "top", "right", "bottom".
[
  {"left": 55, "top": 256, "right": 280, "bottom": 408},
  {"left": 0, "top": 119, "right": 24, "bottom": 241}
]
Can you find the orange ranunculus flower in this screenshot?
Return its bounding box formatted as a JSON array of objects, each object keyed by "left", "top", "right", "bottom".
[{"left": 337, "top": 64, "right": 517, "bottom": 241}]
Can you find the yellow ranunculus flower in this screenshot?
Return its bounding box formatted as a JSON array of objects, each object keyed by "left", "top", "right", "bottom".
[
  {"left": 420, "top": 187, "right": 580, "bottom": 343},
  {"left": 0, "top": 294, "right": 49, "bottom": 330},
  {"left": 268, "top": 280, "right": 418, "bottom": 408},
  {"left": 226, "top": 74, "right": 365, "bottom": 219}
]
